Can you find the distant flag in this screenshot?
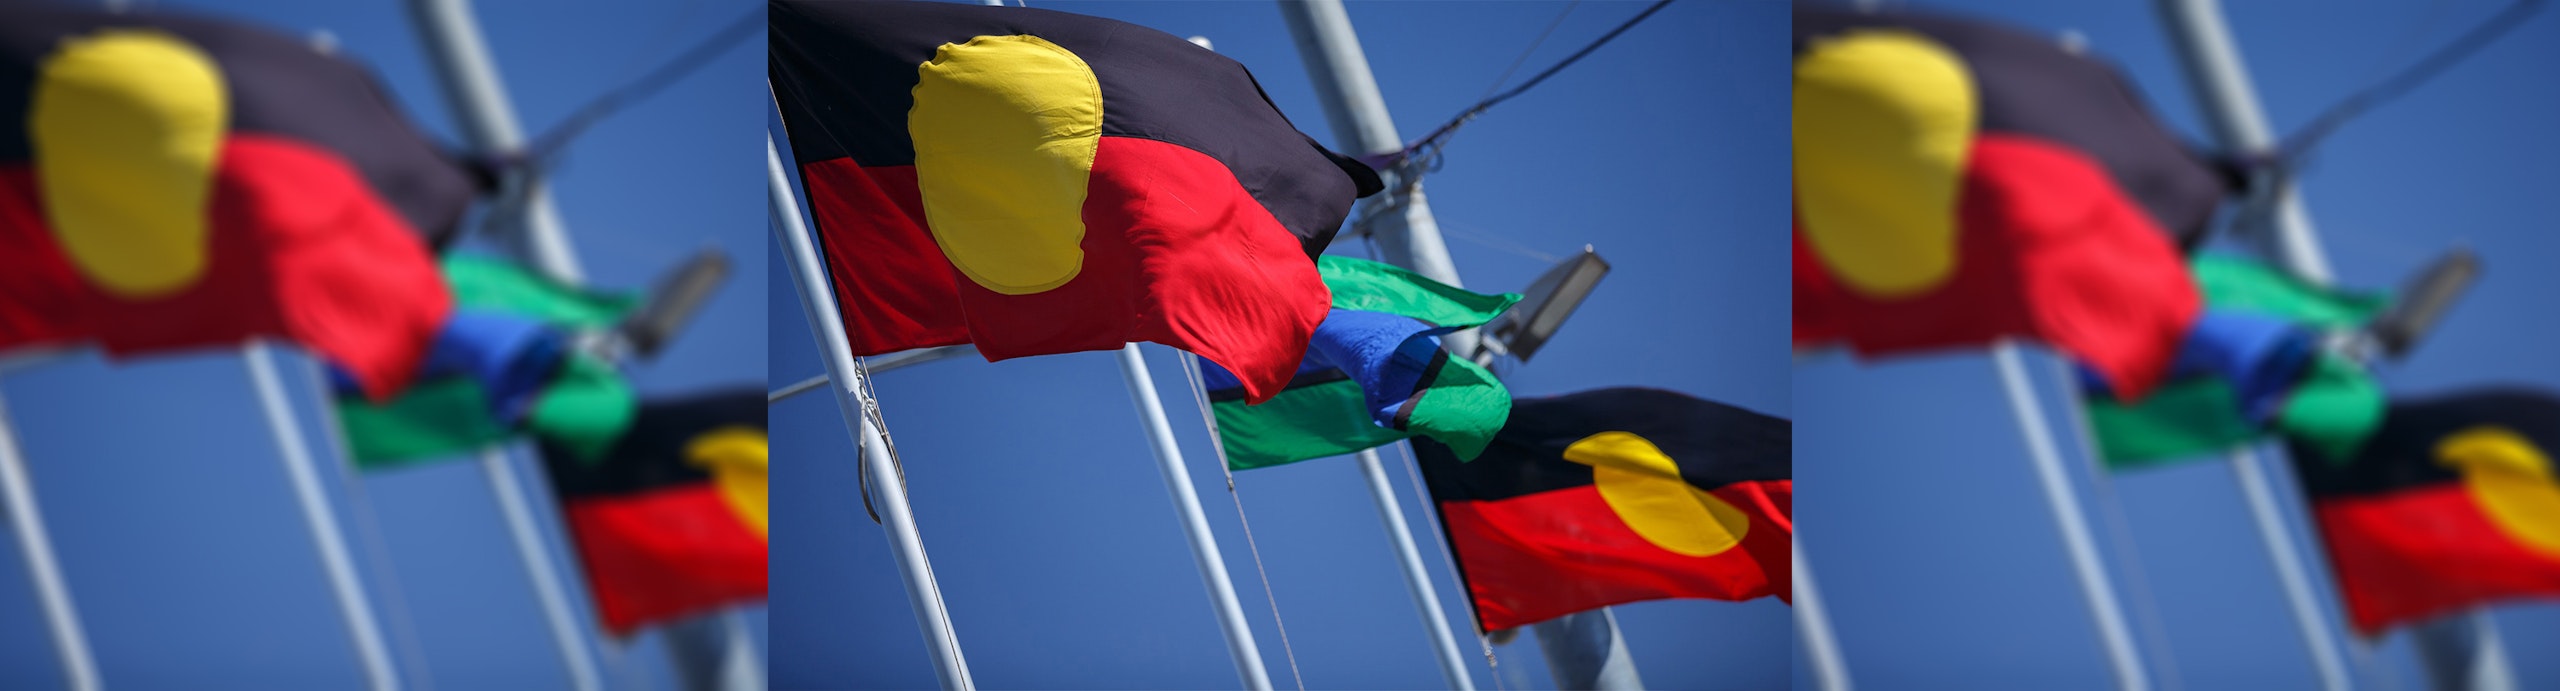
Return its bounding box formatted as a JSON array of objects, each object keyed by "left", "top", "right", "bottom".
[
  {"left": 2082, "top": 256, "right": 2389, "bottom": 469},
  {"left": 1791, "top": 7, "right": 2222, "bottom": 397},
  {"left": 768, "top": 0, "right": 1384, "bottom": 403},
  {"left": 2289, "top": 389, "right": 2560, "bottom": 634},
  {"left": 1200, "top": 256, "right": 1518, "bottom": 470},
  {"left": 1412, "top": 388, "right": 1791, "bottom": 631},
  {"left": 332, "top": 256, "right": 638, "bottom": 468},
  {"left": 540, "top": 388, "right": 767, "bottom": 635},
  {"left": 0, "top": 6, "right": 477, "bottom": 398}
]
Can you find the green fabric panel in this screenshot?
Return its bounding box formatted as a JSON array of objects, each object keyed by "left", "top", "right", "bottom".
[
  {"left": 441, "top": 255, "right": 637, "bottom": 327},
  {"left": 2272, "top": 353, "right": 2387, "bottom": 463},
  {"left": 335, "top": 378, "right": 510, "bottom": 469},
  {"left": 1402, "top": 352, "right": 1510, "bottom": 461},
  {"left": 1215, "top": 379, "right": 1409, "bottom": 470},
  {"left": 525, "top": 354, "right": 640, "bottom": 463},
  {"left": 2087, "top": 379, "right": 2258, "bottom": 470},
  {"left": 1317, "top": 255, "right": 1520, "bottom": 327},
  {"left": 2191, "top": 255, "right": 2388, "bottom": 327}
]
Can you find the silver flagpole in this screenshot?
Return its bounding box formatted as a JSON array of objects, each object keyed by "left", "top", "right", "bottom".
[
  {"left": 2154, "top": 0, "right": 2437, "bottom": 686},
  {"left": 1355, "top": 447, "right": 1475, "bottom": 690},
  {"left": 245, "top": 343, "right": 401, "bottom": 691},
  {"left": 1795, "top": 540, "right": 1851, "bottom": 691},
  {"left": 1118, "top": 345, "right": 1276, "bottom": 691},
  {"left": 768, "top": 131, "right": 975, "bottom": 690},
  {"left": 0, "top": 365, "right": 98, "bottom": 691},
  {"left": 1993, "top": 343, "right": 2150, "bottom": 691}
]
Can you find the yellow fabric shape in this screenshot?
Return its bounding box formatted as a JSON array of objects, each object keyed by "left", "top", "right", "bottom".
[
  {"left": 2436, "top": 426, "right": 2560, "bottom": 557},
  {"left": 29, "top": 29, "right": 229, "bottom": 299},
  {"left": 1794, "top": 29, "right": 1975, "bottom": 299},
  {"left": 685, "top": 426, "right": 769, "bottom": 540},
  {"left": 1563, "top": 431, "right": 1748, "bottom": 557},
  {"left": 909, "top": 34, "right": 1100, "bottom": 295}
]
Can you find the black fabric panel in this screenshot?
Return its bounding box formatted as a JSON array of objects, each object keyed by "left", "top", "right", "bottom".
[
  {"left": 1414, "top": 387, "right": 1792, "bottom": 503},
  {"left": 543, "top": 388, "right": 768, "bottom": 499},
  {"left": 2291, "top": 388, "right": 2560, "bottom": 499},
  {"left": 0, "top": 4, "right": 476, "bottom": 248},
  {"left": 768, "top": 0, "right": 1373, "bottom": 259},
  {"left": 1795, "top": 6, "right": 2228, "bottom": 250}
]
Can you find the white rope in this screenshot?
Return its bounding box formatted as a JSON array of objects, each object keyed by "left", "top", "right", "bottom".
[{"left": 1175, "top": 351, "right": 1304, "bottom": 691}]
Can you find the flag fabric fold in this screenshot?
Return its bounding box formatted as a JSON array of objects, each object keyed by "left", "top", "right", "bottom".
[
  {"left": 1791, "top": 7, "right": 2218, "bottom": 398},
  {"left": 332, "top": 256, "right": 638, "bottom": 468},
  {"left": 768, "top": 0, "right": 1382, "bottom": 403},
  {"left": 2289, "top": 389, "right": 2560, "bottom": 634},
  {"left": 540, "top": 388, "right": 768, "bottom": 635},
  {"left": 0, "top": 6, "right": 475, "bottom": 398},
  {"left": 2083, "top": 256, "right": 2389, "bottom": 469},
  {"left": 1203, "top": 256, "right": 1517, "bottom": 470},
  {"left": 1413, "top": 387, "right": 1791, "bottom": 631}
]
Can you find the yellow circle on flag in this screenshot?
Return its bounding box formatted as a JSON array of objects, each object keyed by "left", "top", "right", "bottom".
[
  {"left": 909, "top": 34, "right": 1101, "bottom": 296},
  {"left": 687, "top": 426, "right": 769, "bottom": 540},
  {"left": 30, "top": 29, "right": 228, "bottom": 299},
  {"left": 1563, "top": 431, "right": 1749, "bottom": 557},
  {"left": 1794, "top": 29, "right": 1975, "bottom": 299},
  {"left": 2436, "top": 426, "right": 2560, "bottom": 557}
]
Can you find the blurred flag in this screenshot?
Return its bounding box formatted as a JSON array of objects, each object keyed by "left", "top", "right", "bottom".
[
  {"left": 2084, "top": 257, "right": 2390, "bottom": 468},
  {"left": 1791, "top": 7, "right": 2221, "bottom": 397},
  {"left": 541, "top": 388, "right": 767, "bottom": 635},
  {"left": 769, "top": 0, "right": 1383, "bottom": 403},
  {"left": 1412, "top": 388, "right": 1791, "bottom": 631},
  {"left": 333, "top": 256, "right": 638, "bottom": 468},
  {"left": 2288, "top": 389, "right": 2560, "bottom": 634},
  {"left": 1202, "top": 256, "right": 1518, "bottom": 470},
  {"left": 0, "top": 6, "right": 477, "bottom": 398}
]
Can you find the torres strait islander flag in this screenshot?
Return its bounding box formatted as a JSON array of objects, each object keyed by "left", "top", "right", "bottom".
[
  {"left": 0, "top": 6, "right": 474, "bottom": 399},
  {"left": 1412, "top": 388, "right": 1792, "bottom": 631},
  {"left": 541, "top": 388, "right": 768, "bottom": 635},
  {"left": 1791, "top": 7, "right": 2219, "bottom": 398},
  {"left": 2289, "top": 389, "right": 2560, "bottom": 634},
  {"left": 768, "top": 0, "right": 1383, "bottom": 403}
]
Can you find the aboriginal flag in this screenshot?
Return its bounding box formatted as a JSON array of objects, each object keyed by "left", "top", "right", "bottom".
[
  {"left": 1792, "top": 7, "right": 2218, "bottom": 398},
  {"left": 1412, "top": 388, "right": 1792, "bottom": 631},
  {"left": 541, "top": 389, "right": 767, "bottom": 635},
  {"left": 769, "top": 0, "right": 1383, "bottom": 403},
  {"left": 2289, "top": 389, "right": 2560, "bottom": 634},
  {"left": 0, "top": 6, "right": 474, "bottom": 398}
]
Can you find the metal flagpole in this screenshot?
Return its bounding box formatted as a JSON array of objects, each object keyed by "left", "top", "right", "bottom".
[
  {"left": 1356, "top": 448, "right": 1474, "bottom": 690},
  {"left": 0, "top": 376, "right": 98, "bottom": 691},
  {"left": 768, "top": 132, "right": 975, "bottom": 690},
  {"left": 246, "top": 343, "right": 402, "bottom": 691},
  {"left": 2153, "top": 1, "right": 2461, "bottom": 687},
  {"left": 402, "top": 1, "right": 625, "bottom": 687},
  {"left": 1271, "top": 3, "right": 1522, "bottom": 686},
  {"left": 1795, "top": 539, "right": 1851, "bottom": 691},
  {"left": 1118, "top": 345, "right": 1276, "bottom": 691},
  {"left": 1993, "top": 343, "right": 2150, "bottom": 691}
]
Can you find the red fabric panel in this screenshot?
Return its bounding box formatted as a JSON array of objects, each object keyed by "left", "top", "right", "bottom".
[
  {"left": 2315, "top": 484, "right": 2560, "bottom": 634},
  {"left": 796, "top": 160, "right": 972, "bottom": 356},
  {"left": 564, "top": 483, "right": 768, "bottom": 635},
  {"left": 1793, "top": 133, "right": 2199, "bottom": 398},
  {"left": 0, "top": 134, "right": 447, "bottom": 398},
  {"left": 800, "top": 136, "right": 1326, "bottom": 402},
  {"left": 1441, "top": 480, "right": 1793, "bottom": 631}
]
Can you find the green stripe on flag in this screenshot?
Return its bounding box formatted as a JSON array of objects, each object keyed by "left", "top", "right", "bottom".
[{"left": 2087, "top": 255, "right": 2389, "bottom": 469}]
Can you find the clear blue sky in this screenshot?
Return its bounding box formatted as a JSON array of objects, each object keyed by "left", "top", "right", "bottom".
[
  {"left": 1797, "top": 1, "right": 2560, "bottom": 688},
  {"left": 767, "top": 1, "right": 1790, "bottom": 689},
  {"left": 0, "top": 0, "right": 764, "bottom": 688}
]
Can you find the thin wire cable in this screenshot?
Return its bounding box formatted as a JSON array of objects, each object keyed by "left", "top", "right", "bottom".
[
  {"left": 1176, "top": 351, "right": 1304, "bottom": 691},
  {"left": 1383, "top": 0, "right": 1676, "bottom": 170},
  {"left": 2272, "top": 0, "right": 2546, "bottom": 165},
  {"left": 519, "top": 8, "right": 761, "bottom": 164}
]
